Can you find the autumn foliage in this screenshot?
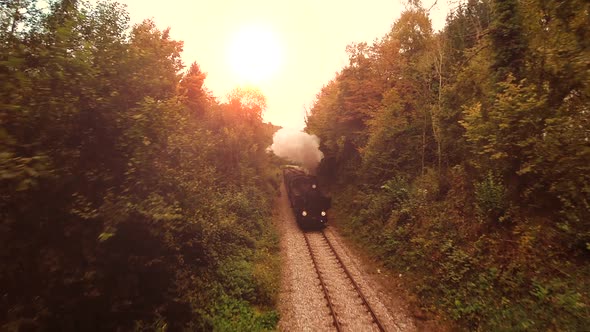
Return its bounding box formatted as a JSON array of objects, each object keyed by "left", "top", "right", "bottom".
[
  {"left": 306, "top": 0, "right": 589, "bottom": 329},
  {"left": 1, "top": 1, "right": 280, "bottom": 330}
]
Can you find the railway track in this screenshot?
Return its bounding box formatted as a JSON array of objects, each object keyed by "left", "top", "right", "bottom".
[{"left": 303, "top": 230, "right": 387, "bottom": 332}]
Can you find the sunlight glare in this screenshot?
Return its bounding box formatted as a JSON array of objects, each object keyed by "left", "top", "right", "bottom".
[{"left": 227, "top": 24, "right": 283, "bottom": 84}]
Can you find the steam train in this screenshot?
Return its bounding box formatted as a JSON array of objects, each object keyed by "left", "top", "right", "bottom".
[{"left": 283, "top": 166, "right": 331, "bottom": 229}]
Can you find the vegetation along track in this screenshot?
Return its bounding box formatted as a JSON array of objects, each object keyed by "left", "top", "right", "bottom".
[{"left": 303, "top": 230, "right": 389, "bottom": 332}]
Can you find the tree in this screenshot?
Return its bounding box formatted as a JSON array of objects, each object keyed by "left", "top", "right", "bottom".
[
  {"left": 178, "top": 62, "right": 209, "bottom": 114},
  {"left": 226, "top": 86, "right": 267, "bottom": 122},
  {"left": 306, "top": 0, "right": 590, "bottom": 329},
  {"left": 489, "top": 0, "right": 527, "bottom": 81},
  {"left": 461, "top": 76, "right": 547, "bottom": 190},
  {"left": 1, "top": 1, "right": 280, "bottom": 330}
]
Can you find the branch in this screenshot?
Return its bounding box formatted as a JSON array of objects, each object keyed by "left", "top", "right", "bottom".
[{"left": 428, "top": 0, "right": 438, "bottom": 12}]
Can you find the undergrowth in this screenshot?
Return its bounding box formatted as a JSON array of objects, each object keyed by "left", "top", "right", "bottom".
[{"left": 332, "top": 167, "right": 590, "bottom": 330}]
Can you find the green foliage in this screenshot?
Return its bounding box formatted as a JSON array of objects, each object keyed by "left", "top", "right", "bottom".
[
  {"left": 474, "top": 171, "right": 508, "bottom": 223},
  {"left": 333, "top": 177, "right": 590, "bottom": 330},
  {"left": 252, "top": 228, "right": 281, "bottom": 306},
  {"left": 207, "top": 296, "right": 279, "bottom": 332},
  {"left": 489, "top": 0, "right": 527, "bottom": 80},
  {"left": 0, "top": 1, "right": 281, "bottom": 330},
  {"left": 306, "top": 0, "right": 590, "bottom": 329},
  {"left": 461, "top": 76, "right": 548, "bottom": 180},
  {"left": 381, "top": 176, "right": 411, "bottom": 206}
]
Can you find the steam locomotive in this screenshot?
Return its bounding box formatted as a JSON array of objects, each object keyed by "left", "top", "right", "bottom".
[{"left": 283, "top": 166, "right": 331, "bottom": 229}]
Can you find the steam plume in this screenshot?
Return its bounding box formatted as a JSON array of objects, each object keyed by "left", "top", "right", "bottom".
[{"left": 269, "top": 128, "right": 324, "bottom": 173}]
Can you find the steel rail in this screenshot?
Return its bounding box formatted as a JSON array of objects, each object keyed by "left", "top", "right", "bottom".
[
  {"left": 321, "top": 231, "right": 386, "bottom": 332},
  {"left": 303, "top": 232, "right": 343, "bottom": 332}
]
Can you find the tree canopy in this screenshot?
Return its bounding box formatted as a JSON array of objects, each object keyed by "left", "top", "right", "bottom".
[
  {"left": 1, "top": 1, "right": 280, "bottom": 330},
  {"left": 306, "top": 0, "right": 589, "bottom": 329}
]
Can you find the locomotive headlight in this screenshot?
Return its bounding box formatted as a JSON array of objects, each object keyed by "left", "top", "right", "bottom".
[
  {"left": 301, "top": 211, "right": 307, "bottom": 216},
  {"left": 321, "top": 211, "right": 326, "bottom": 216}
]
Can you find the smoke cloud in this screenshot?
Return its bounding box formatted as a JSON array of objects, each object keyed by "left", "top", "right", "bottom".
[{"left": 269, "top": 128, "right": 324, "bottom": 173}]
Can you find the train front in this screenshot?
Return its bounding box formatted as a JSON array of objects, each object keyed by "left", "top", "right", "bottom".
[{"left": 297, "top": 183, "right": 331, "bottom": 229}]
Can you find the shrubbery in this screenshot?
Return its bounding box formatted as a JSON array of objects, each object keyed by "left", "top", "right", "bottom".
[
  {"left": 306, "top": 0, "right": 589, "bottom": 329},
  {"left": 474, "top": 171, "right": 508, "bottom": 223},
  {"left": 332, "top": 176, "right": 589, "bottom": 330},
  {"left": 0, "top": 1, "right": 281, "bottom": 330}
]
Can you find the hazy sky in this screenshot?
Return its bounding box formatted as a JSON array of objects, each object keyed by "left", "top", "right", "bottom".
[{"left": 117, "top": 0, "right": 453, "bottom": 130}]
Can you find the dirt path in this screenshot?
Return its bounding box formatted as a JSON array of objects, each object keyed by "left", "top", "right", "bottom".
[{"left": 275, "top": 183, "right": 418, "bottom": 331}]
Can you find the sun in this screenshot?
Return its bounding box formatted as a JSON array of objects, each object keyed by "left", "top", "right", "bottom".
[{"left": 227, "top": 24, "right": 283, "bottom": 84}]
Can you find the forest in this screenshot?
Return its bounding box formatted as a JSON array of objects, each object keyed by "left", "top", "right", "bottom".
[
  {"left": 306, "top": 0, "right": 589, "bottom": 329},
  {"left": 2, "top": 0, "right": 589, "bottom": 330},
  {"left": 1, "top": 0, "right": 281, "bottom": 330}
]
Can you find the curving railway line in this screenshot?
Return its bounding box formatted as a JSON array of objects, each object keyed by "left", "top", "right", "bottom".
[{"left": 303, "top": 230, "right": 388, "bottom": 332}]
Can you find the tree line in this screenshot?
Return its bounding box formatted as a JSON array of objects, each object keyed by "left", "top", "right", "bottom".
[
  {"left": 1, "top": 0, "right": 280, "bottom": 330},
  {"left": 306, "top": 0, "right": 588, "bottom": 329}
]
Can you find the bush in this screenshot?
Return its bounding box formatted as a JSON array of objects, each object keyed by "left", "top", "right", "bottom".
[
  {"left": 475, "top": 171, "right": 508, "bottom": 223},
  {"left": 207, "top": 297, "right": 279, "bottom": 332},
  {"left": 0, "top": 1, "right": 282, "bottom": 328}
]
